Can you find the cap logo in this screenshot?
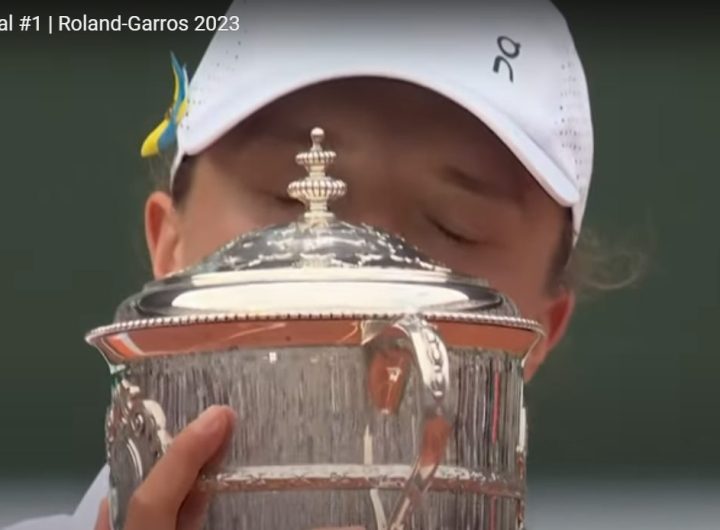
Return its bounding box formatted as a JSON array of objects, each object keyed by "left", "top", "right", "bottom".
[{"left": 493, "top": 35, "right": 521, "bottom": 82}]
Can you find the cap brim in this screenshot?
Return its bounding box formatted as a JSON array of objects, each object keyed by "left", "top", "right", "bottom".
[{"left": 177, "top": 66, "right": 580, "bottom": 208}]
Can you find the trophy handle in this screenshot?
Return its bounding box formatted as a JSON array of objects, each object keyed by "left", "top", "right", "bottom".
[
  {"left": 363, "top": 314, "right": 452, "bottom": 530},
  {"left": 106, "top": 379, "right": 173, "bottom": 530}
]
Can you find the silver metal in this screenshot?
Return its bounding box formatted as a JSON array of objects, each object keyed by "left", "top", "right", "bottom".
[
  {"left": 359, "top": 315, "right": 452, "bottom": 529},
  {"left": 288, "top": 126, "right": 347, "bottom": 222},
  {"left": 89, "top": 127, "right": 543, "bottom": 530},
  {"left": 382, "top": 316, "right": 451, "bottom": 530},
  {"left": 198, "top": 464, "right": 524, "bottom": 497},
  {"left": 105, "top": 379, "right": 173, "bottom": 530}
]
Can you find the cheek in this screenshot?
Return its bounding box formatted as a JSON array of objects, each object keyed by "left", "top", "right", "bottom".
[
  {"left": 177, "top": 203, "right": 263, "bottom": 267},
  {"left": 488, "top": 270, "right": 547, "bottom": 318},
  {"left": 179, "top": 216, "right": 244, "bottom": 266},
  {"left": 442, "top": 246, "right": 549, "bottom": 319},
  {"left": 174, "top": 166, "right": 302, "bottom": 267}
]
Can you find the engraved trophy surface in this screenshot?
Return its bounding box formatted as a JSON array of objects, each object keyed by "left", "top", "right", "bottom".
[{"left": 88, "top": 127, "right": 543, "bottom": 530}]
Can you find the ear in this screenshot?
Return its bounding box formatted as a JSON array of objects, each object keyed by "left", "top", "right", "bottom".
[
  {"left": 523, "top": 290, "right": 575, "bottom": 381},
  {"left": 144, "top": 191, "right": 183, "bottom": 279}
]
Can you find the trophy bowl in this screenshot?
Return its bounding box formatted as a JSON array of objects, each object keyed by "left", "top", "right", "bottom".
[{"left": 87, "top": 128, "right": 543, "bottom": 530}]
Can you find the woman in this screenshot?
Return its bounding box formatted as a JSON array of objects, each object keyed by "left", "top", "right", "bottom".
[{"left": 8, "top": 0, "right": 595, "bottom": 528}]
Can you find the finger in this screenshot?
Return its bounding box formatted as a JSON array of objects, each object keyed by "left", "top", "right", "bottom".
[
  {"left": 93, "top": 498, "right": 110, "bottom": 530},
  {"left": 177, "top": 490, "right": 211, "bottom": 530},
  {"left": 178, "top": 410, "right": 235, "bottom": 530},
  {"left": 202, "top": 413, "right": 235, "bottom": 475},
  {"left": 126, "top": 405, "right": 235, "bottom": 525}
]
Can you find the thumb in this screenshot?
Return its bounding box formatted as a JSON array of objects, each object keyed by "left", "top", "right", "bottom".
[{"left": 93, "top": 498, "right": 111, "bottom": 530}]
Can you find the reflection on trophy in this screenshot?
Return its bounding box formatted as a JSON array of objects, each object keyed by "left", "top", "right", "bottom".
[{"left": 87, "top": 127, "right": 544, "bottom": 530}]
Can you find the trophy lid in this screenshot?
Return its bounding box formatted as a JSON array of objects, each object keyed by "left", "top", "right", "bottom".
[{"left": 88, "top": 128, "right": 542, "bottom": 361}]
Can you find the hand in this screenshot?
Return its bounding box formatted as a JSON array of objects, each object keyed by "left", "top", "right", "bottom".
[
  {"left": 93, "top": 404, "right": 365, "bottom": 530},
  {"left": 94, "top": 405, "right": 235, "bottom": 530}
]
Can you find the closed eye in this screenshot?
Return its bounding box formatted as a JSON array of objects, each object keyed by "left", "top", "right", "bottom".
[
  {"left": 265, "top": 188, "right": 303, "bottom": 209},
  {"left": 427, "top": 216, "right": 478, "bottom": 245},
  {"left": 275, "top": 195, "right": 301, "bottom": 206}
]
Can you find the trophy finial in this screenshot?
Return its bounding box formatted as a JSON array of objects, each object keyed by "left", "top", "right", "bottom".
[
  {"left": 288, "top": 127, "right": 347, "bottom": 221},
  {"left": 310, "top": 126, "right": 325, "bottom": 147}
]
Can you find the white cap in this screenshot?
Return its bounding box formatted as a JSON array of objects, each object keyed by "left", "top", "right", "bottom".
[{"left": 174, "top": 0, "right": 593, "bottom": 238}]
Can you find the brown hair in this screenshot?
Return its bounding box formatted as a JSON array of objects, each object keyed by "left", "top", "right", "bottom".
[{"left": 562, "top": 227, "right": 647, "bottom": 297}]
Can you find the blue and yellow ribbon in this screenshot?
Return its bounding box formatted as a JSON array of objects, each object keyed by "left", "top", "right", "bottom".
[{"left": 140, "top": 52, "right": 189, "bottom": 158}]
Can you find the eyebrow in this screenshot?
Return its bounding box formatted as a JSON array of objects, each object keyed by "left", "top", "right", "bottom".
[{"left": 440, "top": 166, "right": 524, "bottom": 204}]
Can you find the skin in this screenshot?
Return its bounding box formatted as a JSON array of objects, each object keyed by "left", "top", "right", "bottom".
[{"left": 96, "top": 78, "right": 575, "bottom": 530}]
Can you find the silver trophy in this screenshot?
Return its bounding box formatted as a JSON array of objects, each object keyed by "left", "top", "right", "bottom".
[{"left": 87, "top": 127, "right": 543, "bottom": 530}]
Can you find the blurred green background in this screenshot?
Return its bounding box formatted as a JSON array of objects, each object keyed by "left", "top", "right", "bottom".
[{"left": 0, "top": 1, "right": 717, "bottom": 494}]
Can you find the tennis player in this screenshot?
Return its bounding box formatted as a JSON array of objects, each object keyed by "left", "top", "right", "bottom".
[{"left": 6, "top": 0, "right": 594, "bottom": 528}]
